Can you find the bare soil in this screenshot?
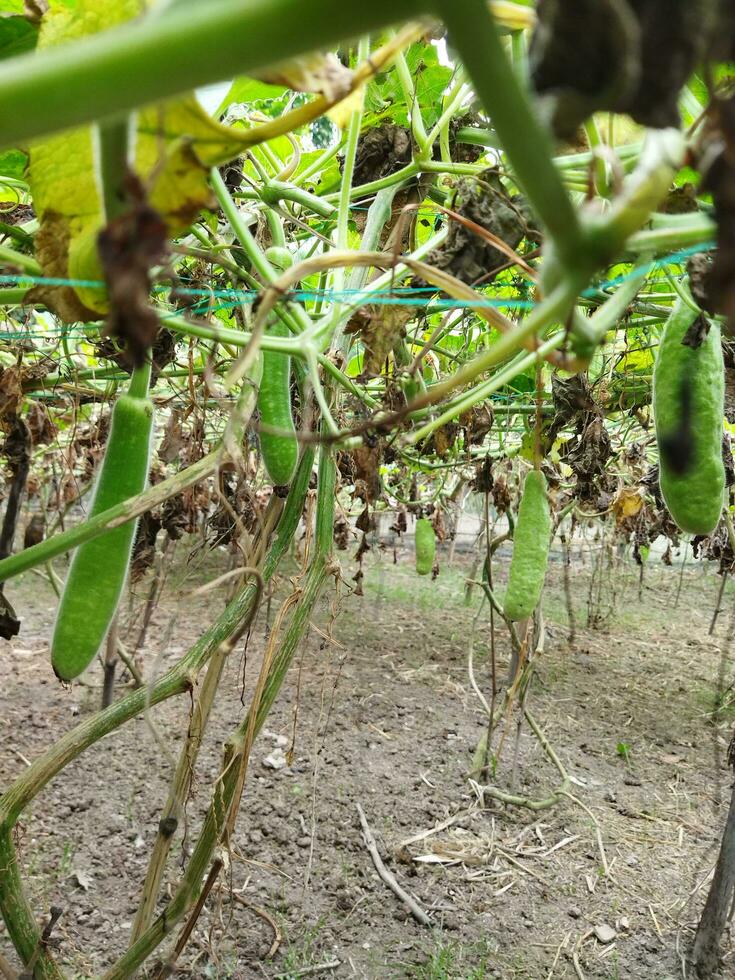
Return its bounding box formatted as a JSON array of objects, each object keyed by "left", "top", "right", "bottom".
[{"left": 1, "top": 537, "right": 734, "bottom": 979}]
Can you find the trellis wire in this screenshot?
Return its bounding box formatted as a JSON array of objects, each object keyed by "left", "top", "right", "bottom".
[{"left": 0, "top": 241, "right": 716, "bottom": 341}]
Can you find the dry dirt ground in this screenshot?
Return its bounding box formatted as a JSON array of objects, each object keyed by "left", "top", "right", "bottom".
[{"left": 1, "top": 535, "right": 735, "bottom": 979}]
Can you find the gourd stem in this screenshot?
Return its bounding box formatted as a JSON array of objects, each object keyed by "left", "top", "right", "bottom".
[
  {"left": 98, "top": 118, "right": 131, "bottom": 224},
  {"left": 126, "top": 358, "right": 152, "bottom": 400}
]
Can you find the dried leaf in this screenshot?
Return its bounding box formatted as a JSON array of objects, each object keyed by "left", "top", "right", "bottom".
[
  {"left": 25, "top": 401, "right": 57, "bottom": 446},
  {"left": 352, "top": 441, "right": 383, "bottom": 503},
  {"left": 0, "top": 366, "right": 24, "bottom": 419},
  {"left": 158, "top": 408, "right": 186, "bottom": 463},
  {"left": 23, "top": 514, "right": 44, "bottom": 549},
  {"left": 346, "top": 304, "right": 413, "bottom": 377},
  {"left": 530, "top": 0, "right": 714, "bottom": 137},
  {"left": 0, "top": 592, "right": 20, "bottom": 639},
  {"left": 71, "top": 869, "right": 93, "bottom": 891},
  {"left": 460, "top": 404, "right": 494, "bottom": 445},
  {"left": 257, "top": 52, "right": 353, "bottom": 101},
  {"left": 353, "top": 124, "right": 412, "bottom": 186},
  {"left": 415, "top": 173, "right": 529, "bottom": 287},
  {"left": 612, "top": 486, "right": 644, "bottom": 524}
]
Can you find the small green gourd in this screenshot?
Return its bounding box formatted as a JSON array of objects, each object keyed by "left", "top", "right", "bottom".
[
  {"left": 415, "top": 518, "right": 436, "bottom": 575},
  {"left": 653, "top": 300, "right": 725, "bottom": 535},
  {"left": 51, "top": 364, "right": 154, "bottom": 681},
  {"left": 264, "top": 246, "right": 293, "bottom": 271},
  {"left": 504, "top": 469, "right": 551, "bottom": 621},
  {"left": 258, "top": 321, "right": 298, "bottom": 486}
]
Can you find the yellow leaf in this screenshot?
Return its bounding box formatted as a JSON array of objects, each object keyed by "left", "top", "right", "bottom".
[
  {"left": 489, "top": 1, "right": 536, "bottom": 31},
  {"left": 612, "top": 487, "right": 644, "bottom": 524},
  {"left": 616, "top": 347, "right": 655, "bottom": 374},
  {"left": 28, "top": 0, "right": 266, "bottom": 321},
  {"left": 327, "top": 86, "right": 365, "bottom": 129},
  {"left": 257, "top": 51, "right": 353, "bottom": 100}
]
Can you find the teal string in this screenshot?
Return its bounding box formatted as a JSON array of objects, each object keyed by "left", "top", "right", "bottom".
[{"left": 0, "top": 241, "right": 717, "bottom": 342}]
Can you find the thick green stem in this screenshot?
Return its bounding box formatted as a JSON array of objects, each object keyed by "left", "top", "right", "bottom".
[
  {"left": 129, "top": 500, "right": 281, "bottom": 944},
  {"left": 331, "top": 36, "right": 369, "bottom": 352},
  {"left": 0, "top": 245, "right": 41, "bottom": 276},
  {"left": 422, "top": 277, "right": 581, "bottom": 409},
  {"left": 0, "top": 452, "right": 314, "bottom": 978},
  {"left": 585, "top": 129, "right": 686, "bottom": 264},
  {"left": 260, "top": 180, "right": 336, "bottom": 219},
  {"left": 0, "top": 0, "right": 430, "bottom": 150},
  {"left": 0, "top": 450, "right": 313, "bottom": 830},
  {"left": 0, "top": 288, "right": 31, "bottom": 305},
  {"left": 437, "top": 0, "right": 582, "bottom": 265},
  {"left": 409, "top": 332, "right": 565, "bottom": 445},
  {"left": 321, "top": 162, "right": 420, "bottom": 204},
  {"left": 625, "top": 214, "right": 716, "bottom": 255},
  {"left": 0, "top": 829, "right": 64, "bottom": 979},
  {"left": 97, "top": 118, "right": 131, "bottom": 223},
  {"left": 211, "top": 167, "right": 313, "bottom": 338}
]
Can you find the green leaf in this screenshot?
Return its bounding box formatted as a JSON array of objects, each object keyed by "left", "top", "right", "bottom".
[
  {"left": 367, "top": 41, "right": 452, "bottom": 129},
  {"left": 292, "top": 148, "right": 341, "bottom": 190},
  {"left": 215, "top": 76, "right": 289, "bottom": 116},
  {"left": 0, "top": 148, "right": 28, "bottom": 180},
  {"left": 0, "top": 15, "right": 38, "bottom": 60}
]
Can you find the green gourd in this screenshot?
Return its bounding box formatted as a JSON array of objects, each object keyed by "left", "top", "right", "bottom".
[
  {"left": 258, "top": 321, "right": 298, "bottom": 486},
  {"left": 51, "top": 366, "right": 154, "bottom": 681},
  {"left": 264, "top": 246, "right": 294, "bottom": 271},
  {"left": 415, "top": 518, "right": 436, "bottom": 575},
  {"left": 504, "top": 469, "right": 551, "bottom": 621},
  {"left": 653, "top": 300, "right": 725, "bottom": 535}
]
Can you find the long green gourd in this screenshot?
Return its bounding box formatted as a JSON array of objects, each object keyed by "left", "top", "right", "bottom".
[
  {"left": 258, "top": 320, "right": 298, "bottom": 486},
  {"left": 653, "top": 300, "right": 725, "bottom": 535},
  {"left": 415, "top": 517, "right": 435, "bottom": 575},
  {"left": 504, "top": 469, "right": 550, "bottom": 621},
  {"left": 51, "top": 362, "right": 154, "bottom": 681}
]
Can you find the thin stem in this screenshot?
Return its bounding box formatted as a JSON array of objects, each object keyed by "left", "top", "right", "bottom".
[
  {"left": 126, "top": 359, "right": 152, "bottom": 400},
  {"left": 0, "top": 449, "right": 222, "bottom": 585}
]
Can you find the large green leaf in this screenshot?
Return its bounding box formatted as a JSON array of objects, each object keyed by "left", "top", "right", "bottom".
[
  {"left": 366, "top": 41, "right": 452, "bottom": 129},
  {"left": 215, "top": 77, "right": 289, "bottom": 116},
  {"left": 0, "top": 148, "right": 28, "bottom": 180}
]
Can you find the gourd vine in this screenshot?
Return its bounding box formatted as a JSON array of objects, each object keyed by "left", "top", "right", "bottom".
[{"left": 0, "top": 1, "right": 734, "bottom": 978}]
